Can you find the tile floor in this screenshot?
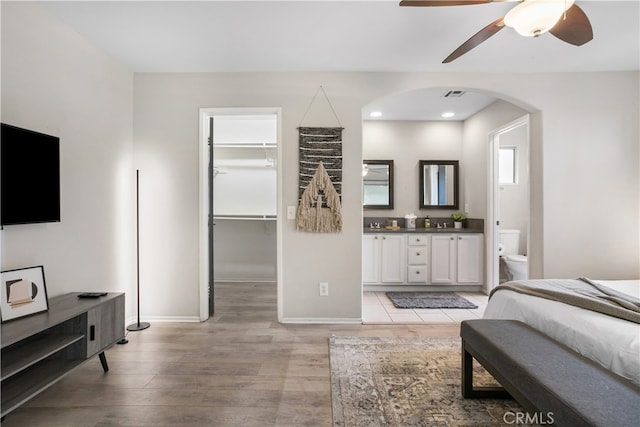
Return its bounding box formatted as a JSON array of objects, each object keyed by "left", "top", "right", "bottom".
[{"left": 362, "top": 291, "right": 489, "bottom": 324}]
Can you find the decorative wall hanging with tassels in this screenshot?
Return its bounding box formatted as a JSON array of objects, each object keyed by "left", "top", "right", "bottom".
[
  {"left": 297, "top": 160, "right": 343, "bottom": 232},
  {"left": 296, "top": 86, "right": 343, "bottom": 232}
]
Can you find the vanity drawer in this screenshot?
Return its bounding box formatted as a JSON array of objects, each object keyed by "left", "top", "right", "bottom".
[
  {"left": 407, "top": 235, "right": 429, "bottom": 246},
  {"left": 407, "top": 266, "right": 429, "bottom": 283},
  {"left": 407, "top": 247, "right": 428, "bottom": 265}
]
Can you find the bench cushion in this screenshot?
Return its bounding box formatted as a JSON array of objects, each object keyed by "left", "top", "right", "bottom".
[{"left": 460, "top": 319, "right": 640, "bottom": 427}]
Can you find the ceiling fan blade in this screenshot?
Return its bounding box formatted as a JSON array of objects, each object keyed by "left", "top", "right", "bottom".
[
  {"left": 549, "top": 4, "right": 593, "bottom": 46},
  {"left": 400, "top": 1, "right": 494, "bottom": 6},
  {"left": 443, "top": 17, "right": 505, "bottom": 63}
]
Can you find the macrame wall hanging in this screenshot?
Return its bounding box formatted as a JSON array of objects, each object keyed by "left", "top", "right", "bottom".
[{"left": 296, "top": 86, "right": 343, "bottom": 233}]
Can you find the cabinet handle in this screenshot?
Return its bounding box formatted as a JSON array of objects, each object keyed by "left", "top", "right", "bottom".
[
  {"left": 416, "top": 271, "right": 420, "bottom": 275},
  {"left": 90, "top": 325, "right": 95, "bottom": 341},
  {"left": 450, "top": 237, "right": 454, "bottom": 240},
  {"left": 383, "top": 236, "right": 386, "bottom": 240},
  {"left": 416, "top": 252, "right": 420, "bottom": 256},
  {"left": 459, "top": 237, "right": 462, "bottom": 240},
  {"left": 374, "top": 236, "right": 378, "bottom": 239},
  {"left": 416, "top": 238, "right": 420, "bottom": 242}
]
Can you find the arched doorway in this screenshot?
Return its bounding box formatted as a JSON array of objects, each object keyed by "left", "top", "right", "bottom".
[{"left": 361, "top": 87, "right": 534, "bottom": 324}]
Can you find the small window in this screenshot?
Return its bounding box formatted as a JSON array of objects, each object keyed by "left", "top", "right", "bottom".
[{"left": 499, "top": 147, "right": 517, "bottom": 184}]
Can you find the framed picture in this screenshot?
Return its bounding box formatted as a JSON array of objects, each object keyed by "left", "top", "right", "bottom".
[{"left": 1, "top": 266, "right": 49, "bottom": 322}]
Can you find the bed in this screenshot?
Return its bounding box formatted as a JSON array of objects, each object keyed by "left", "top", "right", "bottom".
[{"left": 483, "top": 279, "right": 640, "bottom": 386}]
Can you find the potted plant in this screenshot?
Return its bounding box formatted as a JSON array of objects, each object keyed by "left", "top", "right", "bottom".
[{"left": 451, "top": 212, "right": 466, "bottom": 229}]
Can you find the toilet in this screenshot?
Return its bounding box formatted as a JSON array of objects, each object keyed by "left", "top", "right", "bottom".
[{"left": 498, "top": 229, "right": 528, "bottom": 281}]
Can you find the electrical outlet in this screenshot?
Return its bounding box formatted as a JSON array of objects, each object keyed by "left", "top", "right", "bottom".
[
  {"left": 319, "top": 282, "right": 329, "bottom": 296},
  {"left": 287, "top": 205, "right": 296, "bottom": 220}
]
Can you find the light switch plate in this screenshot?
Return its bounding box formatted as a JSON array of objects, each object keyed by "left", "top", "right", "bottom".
[{"left": 287, "top": 205, "right": 296, "bottom": 220}]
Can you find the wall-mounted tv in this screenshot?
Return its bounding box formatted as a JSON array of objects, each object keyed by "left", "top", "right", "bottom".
[{"left": 1, "top": 123, "right": 61, "bottom": 226}]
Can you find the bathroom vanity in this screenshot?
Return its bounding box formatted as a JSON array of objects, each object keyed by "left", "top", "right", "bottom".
[{"left": 363, "top": 228, "right": 483, "bottom": 288}]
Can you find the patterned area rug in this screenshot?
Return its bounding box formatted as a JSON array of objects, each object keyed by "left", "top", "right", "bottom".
[
  {"left": 330, "top": 336, "right": 531, "bottom": 427},
  {"left": 386, "top": 292, "right": 478, "bottom": 309}
]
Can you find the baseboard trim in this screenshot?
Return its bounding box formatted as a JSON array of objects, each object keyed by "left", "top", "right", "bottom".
[
  {"left": 125, "top": 315, "right": 201, "bottom": 325},
  {"left": 280, "top": 317, "right": 362, "bottom": 324},
  {"left": 125, "top": 316, "right": 363, "bottom": 325}
]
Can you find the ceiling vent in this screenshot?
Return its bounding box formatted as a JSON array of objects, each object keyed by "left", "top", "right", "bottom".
[{"left": 443, "top": 90, "right": 466, "bottom": 98}]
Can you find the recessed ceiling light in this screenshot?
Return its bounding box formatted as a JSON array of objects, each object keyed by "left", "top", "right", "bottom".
[
  {"left": 369, "top": 111, "right": 382, "bottom": 118},
  {"left": 442, "top": 112, "right": 455, "bottom": 118}
]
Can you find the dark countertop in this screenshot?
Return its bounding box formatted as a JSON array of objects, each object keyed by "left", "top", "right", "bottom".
[
  {"left": 364, "top": 216, "right": 484, "bottom": 234},
  {"left": 363, "top": 227, "right": 483, "bottom": 234}
]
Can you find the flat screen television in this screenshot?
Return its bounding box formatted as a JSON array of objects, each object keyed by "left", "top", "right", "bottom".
[{"left": 1, "top": 123, "right": 61, "bottom": 226}]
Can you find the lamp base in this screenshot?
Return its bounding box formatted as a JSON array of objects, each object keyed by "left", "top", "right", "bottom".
[{"left": 126, "top": 322, "right": 150, "bottom": 331}]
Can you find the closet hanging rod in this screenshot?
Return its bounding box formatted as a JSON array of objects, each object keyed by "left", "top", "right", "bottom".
[
  {"left": 213, "top": 143, "right": 277, "bottom": 148},
  {"left": 214, "top": 160, "right": 275, "bottom": 167},
  {"left": 214, "top": 215, "right": 277, "bottom": 221}
]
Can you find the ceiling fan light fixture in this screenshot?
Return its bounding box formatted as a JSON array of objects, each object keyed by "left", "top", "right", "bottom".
[{"left": 504, "top": 0, "right": 575, "bottom": 37}]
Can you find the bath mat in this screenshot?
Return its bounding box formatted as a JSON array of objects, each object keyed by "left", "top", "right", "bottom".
[{"left": 386, "top": 292, "right": 478, "bottom": 309}]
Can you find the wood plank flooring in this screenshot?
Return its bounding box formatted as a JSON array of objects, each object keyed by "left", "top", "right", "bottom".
[{"left": 2, "top": 283, "right": 460, "bottom": 426}]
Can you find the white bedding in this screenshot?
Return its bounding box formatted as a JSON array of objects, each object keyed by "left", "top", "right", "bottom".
[{"left": 483, "top": 279, "right": 640, "bottom": 386}]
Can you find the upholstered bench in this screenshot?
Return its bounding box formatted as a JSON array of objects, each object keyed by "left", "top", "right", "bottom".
[{"left": 460, "top": 319, "right": 640, "bottom": 427}]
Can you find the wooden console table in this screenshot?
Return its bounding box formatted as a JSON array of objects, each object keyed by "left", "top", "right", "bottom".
[{"left": 1, "top": 292, "right": 125, "bottom": 417}]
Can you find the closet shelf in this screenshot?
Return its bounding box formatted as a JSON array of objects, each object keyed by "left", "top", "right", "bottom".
[
  {"left": 214, "top": 159, "right": 275, "bottom": 168},
  {"left": 213, "top": 142, "right": 276, "bottom": 148},
  {"left": 214, "top": 215, "right": 276, "bottom": 221}
]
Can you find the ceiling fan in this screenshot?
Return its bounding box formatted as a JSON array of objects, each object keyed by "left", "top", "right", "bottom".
[{"left": 400, "top": 0, "right": 593, "bottom": 63}]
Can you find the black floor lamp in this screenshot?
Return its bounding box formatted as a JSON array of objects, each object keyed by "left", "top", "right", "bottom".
[{"left": 127, "top": 169, "right": 150, "bottom": 332}]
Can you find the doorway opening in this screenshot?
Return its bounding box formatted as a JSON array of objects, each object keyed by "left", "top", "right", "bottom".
[
  {"left": 487, "top": 115, "right": 531, "bottom": 292},
  {"left": 198, "top": 108, "right": 282, "bottom": 321},
  {"left": 360, "top": 87, "right": 535, "bottom": 323}
]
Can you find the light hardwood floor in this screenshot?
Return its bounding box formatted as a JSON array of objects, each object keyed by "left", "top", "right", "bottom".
[{"left": 2, "top": 283, "right": 461, "bottom": 427}]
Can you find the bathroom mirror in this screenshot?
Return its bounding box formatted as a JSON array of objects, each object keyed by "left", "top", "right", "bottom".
[
  {"left": 419, "top": 160, "right": 459, "bottom": 210},
  {"left": 363, "top": 160, "right": 394, "bottom": 209}
]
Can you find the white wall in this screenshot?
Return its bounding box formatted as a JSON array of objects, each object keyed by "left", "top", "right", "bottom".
[
  {"left": 133, "top": 73, "right": 639, "bottom": 321},
  {"left": 0, "top": 3, "right": 135, "bottom": 312},
  {"left": 462, "top": 101, "right": 528, "bottom": 222},
  {"left": 133, "top": 73, "right": 368, "bottom": 321},
  {"left": 3, "top": 4, "right": 638, "bottom": 323},
  {"left": 363, "top": 120, "right": 463, "bottom": 217},
  {"left": 540, "top": 73, "right": 639, "bottom": 278},
  {"left": 463, "top": 100, "right": 541, "bottom": 278}
]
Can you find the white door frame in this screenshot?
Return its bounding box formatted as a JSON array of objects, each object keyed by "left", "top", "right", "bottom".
[
  {"left": 198, "top": 107, "right": 283, "bottom": 321},
  {"left": 487, "top": 115, "right": 530, "bottom": 293}
]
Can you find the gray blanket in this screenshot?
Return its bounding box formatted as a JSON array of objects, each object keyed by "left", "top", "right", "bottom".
[{"left": 490, "top": 278, "right": 640, "bottom": 324}]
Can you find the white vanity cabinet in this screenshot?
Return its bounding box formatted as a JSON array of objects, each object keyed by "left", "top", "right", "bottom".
[
  {"left": 406, "top": 234, "right": 430, "bottom": 283},
  {"left": 431, "top": 233, "right": 483, "bottom": 284},
  {"left": 431, "top": 234, "right": 457, "bottom": 283},
  {"left": 362, "top": 234, "right": 381, "bottom": 283},
  {"left": 362, "top": 234, "right": 406, "bottom": 284},
  {"left": 456, "top": 234, "right": 484, "bottom": 283},
  {"left": 363, "top": 232, "right": 483, "bottom": 286}
]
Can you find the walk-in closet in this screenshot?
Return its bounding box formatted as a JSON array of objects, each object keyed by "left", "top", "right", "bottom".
[{"left": 212, "top": 114, "right": 277, "bottom": 282}]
